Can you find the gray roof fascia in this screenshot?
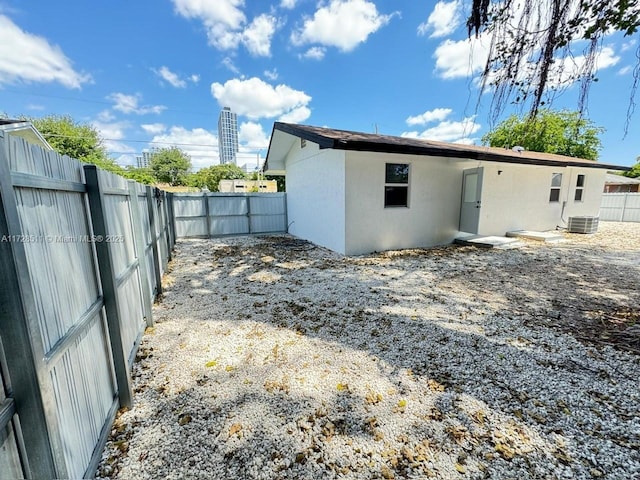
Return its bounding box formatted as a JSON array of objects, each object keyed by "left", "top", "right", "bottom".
[{"left": 273, "top": 122, "right": 629, "bottom": 172}]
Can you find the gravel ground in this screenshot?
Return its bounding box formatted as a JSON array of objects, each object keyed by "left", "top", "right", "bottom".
[{"left": 98, "top": 222, "right": 640, "bottom": 480}]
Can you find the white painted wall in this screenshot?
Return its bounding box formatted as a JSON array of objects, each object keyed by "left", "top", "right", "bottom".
[
  {"left": 284, "top": 143, "right": 609, "bottom": 255},
  {"left": 285, "top": 141, "right": 347, "bottom": 253},
  {"left": 344, "top": 151, "right": 475, "bottom": 255},
  {"left": 477, "top": 162, "right": 606, "bottom": 234}
]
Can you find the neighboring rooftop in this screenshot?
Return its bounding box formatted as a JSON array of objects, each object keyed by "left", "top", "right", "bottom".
[
  {"left": 0, "top": 119, "right": 53, "bottom": 150},
  {"left": 266, "top": 122, "right": 630, "bottom": 173},
  {"left": 605, "top": 173, "right": 640, "bottom": 184}
]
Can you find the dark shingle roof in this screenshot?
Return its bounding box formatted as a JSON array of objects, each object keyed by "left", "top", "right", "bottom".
[{"left": 271, "top": 122, "right": 629, "bottom": 171}]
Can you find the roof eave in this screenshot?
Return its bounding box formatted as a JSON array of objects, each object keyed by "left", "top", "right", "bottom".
[{"left": 337, "top": 140, "right": 629, "bottom": 171}]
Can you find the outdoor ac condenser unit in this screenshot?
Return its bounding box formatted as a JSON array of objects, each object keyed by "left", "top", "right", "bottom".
[{"left": 567, "top": 216, "right": 599, "bottom": 234}]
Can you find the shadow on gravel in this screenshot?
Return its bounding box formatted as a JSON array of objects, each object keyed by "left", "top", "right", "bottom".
[{"left": 99, "top": 235, "right": 640, "bottom": 479}]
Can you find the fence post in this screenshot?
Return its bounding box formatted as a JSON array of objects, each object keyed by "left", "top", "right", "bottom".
[
  {"left": 204, "top": 192, "right": 211, "bottom": 238},
  {"left": 246, "top": 194, "right": 252, "bottom": 234},
  {"left": 145, "top": 186, "right": 163, "bottom": 296},
  {"left": 0, "top": 134, "right": 59, "bottom": 479},
  {"left": 162, "top": 192, "right": 172, "bottom": 261},
  {"left": 84, "top": 165, "right": 133, "bottom": 409},
  {"left": 166, "top": 193, "right": 176, "bottom": 252},
  {"left": 127, "top": 181, "right": 153, "bottom": 328},
  {"left": 167, "top": 193, "right": 176, "bottom": 248}
]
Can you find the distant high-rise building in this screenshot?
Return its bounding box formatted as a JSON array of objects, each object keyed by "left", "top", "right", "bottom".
[
  {"left": 218, "top": 107, "right": 239, "bottom": 165},
  {"left": 136, "top": 150, "right": 153, "bottom": 168}
]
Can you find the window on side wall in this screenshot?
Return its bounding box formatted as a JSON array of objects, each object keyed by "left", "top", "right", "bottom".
[
  {"left": 384, "top": 163, "right": 409, "bottom": 207},
  {"left": 574, "top": 174, "right": 585, "bottom": 201},
  {"left": 549, "top": 173, "right": 562, "bottom": 202}
]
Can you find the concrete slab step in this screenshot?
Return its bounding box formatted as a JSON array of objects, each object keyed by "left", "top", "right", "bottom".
[
  {"left": 454, "top": 235, "right": 524, "bottom": 249},
  {"left": 506, "top": 230, "right": 565, "bottom": 242}
]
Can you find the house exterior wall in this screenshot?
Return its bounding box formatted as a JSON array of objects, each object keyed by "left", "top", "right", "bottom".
[
  {"left": 343, "top": 151, "right": 475, "bottom": 255},
  {"left": 285, "top": 141, "right": 347, "bottom": 253},
  {"left": 477, "top": 163, "right": 606, "bottom": 234}
]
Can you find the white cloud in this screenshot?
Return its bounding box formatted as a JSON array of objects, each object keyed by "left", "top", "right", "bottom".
[
  {"left": 222, "top": 57, "right": 240, "bottom": 74},
  {"left": 97, "top": 110, "right": 116, "bottom": 122},
  {"left": 264, "top": 68, "right": 278, "bottom": 80},
  {"left": 26, "top": 103, "right": 45, "bottom": 111},
  {"left": 279, "top": 106, "right": 311, "bottom": 123},
  {"left": 115, "top": 154, "right": 137, "bottom": 167},
  {"left": 0, "top": 15, "right": 91, "bottom": 88},
  {"left": 93, "top": 120, "right": 129, "bottom": 141},
  {"left": 92, "top": 120, "right": 134, "bottom": 154},
  {"left": 242, "top": 14, "right": 278, "bottom": 56},
  {"left": 211, "top": 77, "right": 311, "bottom": 120},
  {"left": 482, "top": 45, "right": 620, "bottom": 90},
  {"left": 155, "top": 66, "right": 186, "bottom": 88},
  {"left": 621, "top": 39, "right": 637, "bottom": 52},
  {"left": 107, "top": 93, "right": 166, "bottom": 115},
  {"left": 141, "top": 123, "right": 166, "bottom": 135},
  {"left": 291, "top": 0, "right": 394, "bottom": 52},
  {"left": 301, "top": 46, "right": 326, "bottom": 60},
  {"left": 172, "top": 0, "right": 245, "bottom": 48},
  {"left": 402, "top": 115, "right": 481, "bottom": 143},
  {"left": 151, "top": 126, "right": 219, "bottom": 170},
  {"left": 418, "top": 0, "right": 462, "bottom": 38},
  {"left": 433, "top": 34, "right": 491, "bottom": 79},
  {"left": 239, "top": 121, "right": 270, "bottom": 148},
  {"left": 618, "top": 65, "right": 632, "bottom": 76},
  {"left": 172, "top": 0, "right": 277, "bottom": 56},
  {"left": 190, "top": 74, "right": 200, "bottom": 83},
  {"left": 406, "top": 108, "right": 453, "bottom": 126},
  {"left": 280, "top": 0, "right": 297, "bottom": 9}
]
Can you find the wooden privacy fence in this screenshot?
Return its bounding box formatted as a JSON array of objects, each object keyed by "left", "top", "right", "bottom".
[
  {"left": 173, "top": 192, "right": 287, "bottom": 238},
  {"left": 600, "top": 193, "right": 640, "bottom": 222},
  {"left": 0, "top": 132, "right": 174, "bottom": 479}
]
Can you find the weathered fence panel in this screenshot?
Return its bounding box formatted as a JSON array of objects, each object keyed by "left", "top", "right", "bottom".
[
  {"left": 0, "top": 132, "right": 174, "bottom": 479},
  {"left": 174, "top": 192, "right": 287, "bottom": 238},
  {"left": 600, "top": 193, "right": 640, "bottom": 222}
]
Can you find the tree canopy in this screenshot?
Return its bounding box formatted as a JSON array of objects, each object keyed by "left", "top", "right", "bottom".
[
  {"left": 149, "top": 147, "right": 192, "bottom": 186},
  {"left": 482, "top": 110, "right": 604, "bottom": 160},
  {"left": 468, "top": 0, "right": 640, "bottom": 125},
  {"left": 31, "top": 115, "right": 121, "bottom": 172},
  {"left": 624, "top": 158, "right": 640, "bottom": 177},
  {"left": 189, "top": 164, "right": 247, "bottom": 192}
]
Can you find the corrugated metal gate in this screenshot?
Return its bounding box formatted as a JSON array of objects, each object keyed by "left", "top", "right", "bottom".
[{"left": 173, "top": 192, "right": 287, "bottom": 238}]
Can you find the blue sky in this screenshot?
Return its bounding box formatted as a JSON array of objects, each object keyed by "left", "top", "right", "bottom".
[{"left": 0, "top": 0, "right": 638, "bottom": 171}]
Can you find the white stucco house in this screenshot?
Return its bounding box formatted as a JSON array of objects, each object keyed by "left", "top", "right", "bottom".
[{"left": 264, "top": 122, "right": 629, "bottom": 255}]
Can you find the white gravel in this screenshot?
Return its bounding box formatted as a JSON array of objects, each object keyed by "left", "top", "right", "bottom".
[{"left": 98, "top": 222, "right": 640, "bottom": 480}]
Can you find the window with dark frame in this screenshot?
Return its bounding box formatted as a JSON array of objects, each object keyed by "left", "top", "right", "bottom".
[
  {"left": 574, "top": 174, "right": 585, "bottom": 201},
  {"left": 549, "top": 173, "right": 562, "bottom": 202},
  {"left": 384, "top": 163, "right": 409, "bottom": 207}
]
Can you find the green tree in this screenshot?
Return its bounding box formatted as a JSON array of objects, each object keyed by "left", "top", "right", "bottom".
[
  {"left": 149, "top": 147, "right": 192, "bottom": 185},
  {"left": 122, "top": 166, "right": 156, "bottom": 184},
  {"left": 194, "top": 164, "right": 246, "bottom": 192},
  {"left": 265, "top": 175, "right": 285, "bottom": 192},
  {"left": 31, "top": 115, "right": 122, "bottom": 173},
  {"left": 482, "top": 110, "right": 604, "bottom": 160},
  {"left": 624, "top": 158, "right": 640, "bottom": 178},
  {"left": 468, "top": 0, "right": 640, "bottom": 125}
]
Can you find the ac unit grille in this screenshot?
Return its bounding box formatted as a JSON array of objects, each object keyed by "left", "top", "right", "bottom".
[{"left": 567, "top": 216, "right": 599, "bottom": 234}]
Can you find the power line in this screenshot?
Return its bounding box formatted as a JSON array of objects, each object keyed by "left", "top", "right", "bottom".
[{"left": 3, "top": 88, "right": 214, "bottom": 117}]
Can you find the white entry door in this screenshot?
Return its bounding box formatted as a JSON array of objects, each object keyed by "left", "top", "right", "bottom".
[{"left": 459, "top": 167, "right": 483, "bottom": 233}]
